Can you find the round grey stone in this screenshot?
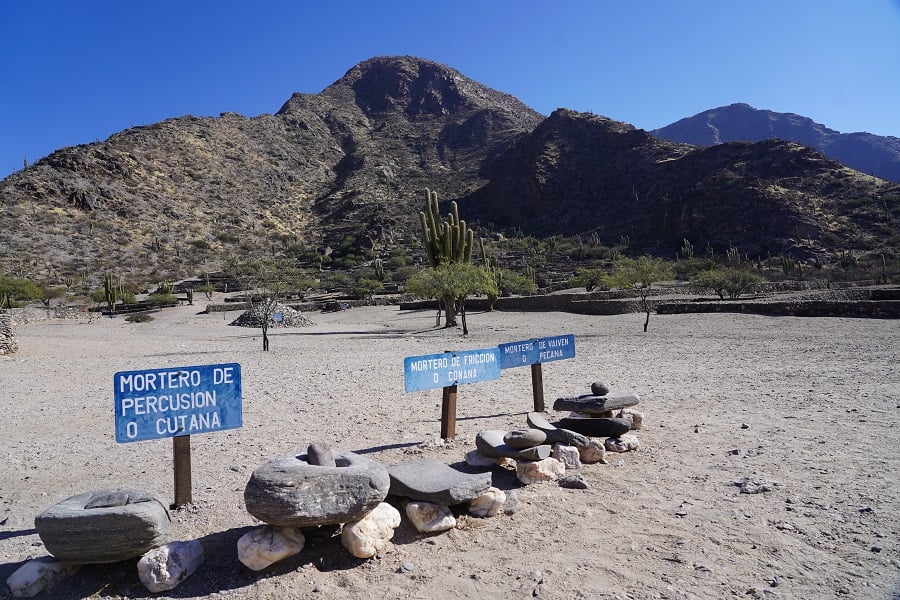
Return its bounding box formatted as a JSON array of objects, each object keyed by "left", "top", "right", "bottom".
[
  {"left": 504, "top": 429, "right": 547, "bottom": 449},
  {"left": 590, "top": 381, "right": 611, "bottom": 396},
  {"left": 244, "top": 450, "right": 389, "bottom": 527},
  {"left": 35, "top": 488, "right": 170, "bottom": 563}
]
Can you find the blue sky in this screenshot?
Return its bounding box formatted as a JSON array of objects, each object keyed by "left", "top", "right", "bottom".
[{"left": 2, "top": 1, "right": 899, "bottom": 179}]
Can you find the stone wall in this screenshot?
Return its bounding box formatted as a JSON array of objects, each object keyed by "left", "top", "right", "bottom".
[{"left": 0, "top": 311, "right": 17, "bottom": 355}]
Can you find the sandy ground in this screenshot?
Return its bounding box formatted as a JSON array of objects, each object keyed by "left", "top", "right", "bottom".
[{"left": 1, "top": 302, "right": 898, "bottom": 600}]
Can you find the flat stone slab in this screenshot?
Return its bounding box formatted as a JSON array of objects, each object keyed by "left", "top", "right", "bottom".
[
  {"left": 556, "top": 417, "right": 632, "bottom": 438},
  {"left": 35, "top": 488, "right": 170, "bottom": 564},
  {"left": 526, "top": 413, "right": 590, "bottom": 448},
  {"left": 244, "top": 450, "right": 390, "bottom": 527},
  {"left": 553, "top": 390, "right": 640, "bottom": 414},
  {"left": 475, "top": 430, "right": 551, "bottom": 461},
  {"left": 387, "top": 458, "right": 492, "bottom": 505}
]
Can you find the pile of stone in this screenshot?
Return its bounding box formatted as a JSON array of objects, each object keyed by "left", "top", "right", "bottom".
[
  {"left": 7, "top": 488, "right": 203, "bottom": 596},
  {"left": 240, "top": 445, "right": 392, "bottom": 567},
  {"left": 467, "top": 381, "right": 643, "bottom": 489},
  {"left": 387, "top": 458, "right": 507, "bottom": 533},
  {"left": 228, "top": 303, "right": 314, "bottom": 328},
  {"left": 0, "top": 312, "right": 17, "bottom": 355}
]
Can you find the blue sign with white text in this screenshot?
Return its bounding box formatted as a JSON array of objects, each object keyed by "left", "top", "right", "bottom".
[
  {"left": 498, "top": 334, "right": 576, "bottom": 369},
  {"left": 404, "top": 348, "right": 502, "bottom": 392},
  {"left": 114, "top": 363, "right": 242, "bottom": 443}
]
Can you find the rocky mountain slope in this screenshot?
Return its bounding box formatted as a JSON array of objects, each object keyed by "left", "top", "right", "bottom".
[
  {"left": 1, "top": 58, "right": 899, "bottom": 286},
  {"left": 651, "top": 103, "right": 900, "bottom": 183},
  {"left": 463, "top": 109, "right": 900, "bottom": 259},
  {"left": 0, "top": 56, "right": 542, "bottom": 282}
]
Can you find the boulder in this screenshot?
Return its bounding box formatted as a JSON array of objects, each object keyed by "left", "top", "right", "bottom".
[
  {"left": 475, "top": 430, "right": 551, "bottom": 461},
  {"left": 388, "top": 458, "right": 492, "bottom": 505},
  {"left": 516, "top": 458, "right": 565, "bottom": 485},
  {"left": 617, "top": 408, "right": 644, "bottom": 430},
  {"left": 556, "top": 417, "right": 632, "bottom": 438},
  {"left": 605, "top": 434, "right": 641, "bottom": 452},
  {"left": 341, "top": 502, "right": 402, "bottom": 559},
  {"left": 5, "top": 557, "right": 79, "bottom": 598},
  {"left": 469, "top": 487, "right": 506, "bottom": 518},
  {"left": 137, "top": 540, "right": 204, "bottom": 592},
  {"left": 35, "top": 489, "right": 170, "bottom": 563},
  {"left": 525, "top": 413, "right": 590, "bottom": 448},
  {"left": 405, "top": 501, "right": 456, "bottom": 533},
  {"left": 551, "top": 444, "right": 582, "bottom": 470},
  {"left": 244, "top": 450, "right": 389, "bottom": 527},
  {"left": 553, "top": 390, "right": 640, "bottom": 414},
  {"left": 577, "top": 440, "right": 608, "bottom": 464},
  {"left": 237, "top": 526, "right": 304, "bottom": 571},
  {"left": 559, "top": 473, "right": 589, "bottom": 489}
]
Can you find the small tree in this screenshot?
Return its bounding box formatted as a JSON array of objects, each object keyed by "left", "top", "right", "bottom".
[
  {"left": 0, "top": 274, "right": 41, "bottom": 308},
  {"left": 610, "top": 256, "right": 673, "bottom": 332},
  {"left": 353, "top": 277, "right": 383, "bottom": 302},
  {"left": 406, "top": 262, "right": 498, "bottom": 335},
  {"left": 691, "top": 267, "right": 765, "bottom": 300},
  {"left": 231, "top": 258, "right": 312, "bottom": 351}
]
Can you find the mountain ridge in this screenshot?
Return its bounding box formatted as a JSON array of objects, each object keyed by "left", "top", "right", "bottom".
[
  {"left": 1, "top": 57, "right": 898, "bottom": 287},
  {"left": 651, "top": 103, "right": 900, "bottom": 183}
]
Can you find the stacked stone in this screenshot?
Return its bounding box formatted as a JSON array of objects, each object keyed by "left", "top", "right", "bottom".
[
  {"left": 7, "top": 488, "right": 203, "bottom": 596},
  {"left": 0, "top": 312, "right": 17, "bottom": 355},
  {"left": 552, "top": 381, "right": 643, "bottom": 453},
  {"left": 228, "top": 303, "right": 314, "bottom": 328},
  {"left": 240, "top": 445, "right": 395, "bottom": 565},
  {"left": 386, "top": 458, "right": 502, "bottom": 533}
]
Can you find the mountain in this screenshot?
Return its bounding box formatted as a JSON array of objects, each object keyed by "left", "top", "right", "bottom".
[
  {"left": 0, "top": 56, "right": 542, "bottom": 282},
  {"left": 1, "top": 58, "right": 899, "bottom": 287},
  {"left": 651, "top": 103, "right": 900, "bottom": 183},
  {"left": 462, "top": 109, "right": 900, "bottom": 259}
]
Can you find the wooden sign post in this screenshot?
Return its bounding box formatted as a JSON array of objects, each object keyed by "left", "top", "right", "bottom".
[
  {"left": 114, "top": 363, "right": 243, "bottom": 508},
  {"left": 499, "top": 334, "right": 576, "bottom": 411},
  {"left": 404, "top": 348, "right": 502, "bottom": 439},
  {"left": 173, "top": 435, "right": 192, "bottom": 506}
]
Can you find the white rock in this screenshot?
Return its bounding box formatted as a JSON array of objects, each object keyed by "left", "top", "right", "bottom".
[
  {"left": 464, "top": 449, "right": 502, "bottom": 467},
  {"left": 6, "top": 556, "right": 79, "bottom": 598},
  {"left": 516, "top": 457, "right": 565, "bottom": 485},
  {"left": 617, "top": 408, "right": 644, "bottom": 430},
  {"left": 237, "top": 525, "right": 305, "bottom": 571},
  {"left": 552, "top": 444, "right": 582, "bottom": 470},
  {"left": 578, "top": 439, "right": 608, "bottom": 464},
  {"left": 340, "top": 502, "right": 401, "bottom": 559},
  {"left": 605, "top": 434, "right": 641, "bottom": 452},
  {"left": 468, "top": 487, "right": 506, "bottom": 518},
  {"left": 137, "top": 540, "right": 205, "bottom": 593},
  {"left": 405, "top": 501, "right": 456, "bottom": 532}
]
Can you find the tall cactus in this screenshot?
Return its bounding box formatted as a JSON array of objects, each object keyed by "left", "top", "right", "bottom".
[
  {"left": 419, "top": 188, "right": 474, "bottom": 268},
  {"left": 103, "top": 271, "right": 118, "bottom": 312}
]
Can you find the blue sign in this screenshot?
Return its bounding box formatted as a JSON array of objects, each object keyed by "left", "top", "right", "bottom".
[
  {"left": 498, "top": 334, "right": 576, "bottom": 369},
  {"left": 404, "top": 348, "right": 502, "bottom": 392},
  {"left": 114, "top": 363, "right": 243, "bottom": 443}
]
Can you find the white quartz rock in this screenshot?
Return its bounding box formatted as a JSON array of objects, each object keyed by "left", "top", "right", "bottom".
[
  {"left": 468, "top": 487, "right": 506, "bottom": 518},
  {"left": 237, "top": 525, "right": 305, "bottom": 571},
  {"left": 340, "top": 502, "right": 401, "bottom": 559},
  {"left": 138, "top": 540, "right": 204, "bottom": 592}
]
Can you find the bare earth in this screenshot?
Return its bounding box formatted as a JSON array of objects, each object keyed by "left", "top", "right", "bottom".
[{"left": 1, "top": 303, "right": 898, "bottom": 600}]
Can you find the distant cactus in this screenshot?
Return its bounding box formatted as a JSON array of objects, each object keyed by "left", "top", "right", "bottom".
[
  {"left": 418, "top": 188, "right": 473, "bottom": 267},
  {"left": 680, "top": 238, "right": 694, "bottom": 260},
  {"left": 373, "top": 258, "right": 385, "bottom": 281},
  {"left": 103, "top": 272, "right": 118, "bottom": 312},
  {"left": 186, "top": 288, "right": 194, "bottom": 305}
]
